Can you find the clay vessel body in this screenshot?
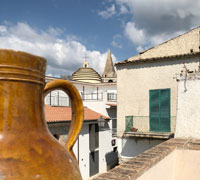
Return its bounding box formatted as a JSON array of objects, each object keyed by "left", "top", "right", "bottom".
[{"left": 0, "top": 49, "right": 83, "bottom": 180}]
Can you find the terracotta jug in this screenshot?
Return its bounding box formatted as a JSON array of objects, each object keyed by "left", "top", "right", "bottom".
[{"left": 0, "top": 49, "right": 83, "bottom": 180}]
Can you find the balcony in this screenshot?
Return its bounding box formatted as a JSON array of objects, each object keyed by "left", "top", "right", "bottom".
[
  {"left": 107, "top": 93, "right": 117, "bottom": 102},
  {"left": 124, "top": 116, "right": 176, "bottom": 139},
  {"left": 45, "top": 95, "right": 70, "bottom": 106},
  {"left": 81, "top": 92, "right": 103, "bottom": 101}
]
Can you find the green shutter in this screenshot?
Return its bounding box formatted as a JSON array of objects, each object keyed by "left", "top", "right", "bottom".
[
  {"left": 150, "top": 89, "right": 170, "bottom": 132},
  {"left": 160, "top": 89, "right": 170, "bottom": 132},
  {"left": 150, "top": 90, "right": 160, "bottom": 131},
  {"left": 125, "top": 116, "right": 133, "bottom": 132}
]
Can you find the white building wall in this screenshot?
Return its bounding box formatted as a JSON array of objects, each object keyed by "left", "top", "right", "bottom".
[
  {"left": 45, "top": 90, "right": 70, "bottom": 106},
  {"left": 78, "top": 125, "right": 90, "bottom": 180},
  {"left": 99, "top": 120, "right": 117, "bottom": 172},
  {"left": 70, "top": 122, "right": 117, "bottom": 180},
  {"left": 45, "top": 81, "right": 117, "bottom": 118},
  {"left": 175, "top": 75, "right": 200, "bottom": 139},
  {"left": 83, "top": 91, "right": 108, "bottom": 117},
  {"left": 117, "top": 57, "right": 199, "bottom": 137},
  {"left": 45, "top": 80, "right": 117, "bottom": 179},
  {"left": 58, "top": 124, "right": 90, "bottom": 180}
]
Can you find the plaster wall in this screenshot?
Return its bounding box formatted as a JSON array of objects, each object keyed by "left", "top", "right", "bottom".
[
  {"left": 137, "top": 150, "right": 200, "bottom": 180},
  {"left": 118, "top": 137, "right": 164, "bottom": 160},
  {"left": 175, "top": 77, "right": 200, "bottom": 139},
  {"left": 81, "top": 85, "right": 117, "bottom": 117},
  {"left": 83, "top": 91, "right": 116, "bottom": 117},
  {"left": 137, "top": 150, "right": 176, "bottom": 180},
  {"left": 48, "top": 122, "right": 117, "bottom": 180},
  {"left": 117, "top": 57, "right": 199, "bottom": 136},
  {"left": 175, "top": 150, "right": 200, "bottom": 180},
  {"left": 99, "top": 120, "right": 118, "bottom": 172},
  {"left": 78, "top": 125, "right": 90, "bottom": 180}
]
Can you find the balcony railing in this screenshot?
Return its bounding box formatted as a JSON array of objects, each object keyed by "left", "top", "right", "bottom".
[
  {"left": 125, "top": 116, "right": 176, "bottom": 133},
  {"left": 107, "top": 93, "right": 117, "bottom": 102},
  {"left": 81, "top": 92, "right": 103, "bottom": 101},
  {"left": 45, "top": 95, "right": 70, "bottom": 106}
]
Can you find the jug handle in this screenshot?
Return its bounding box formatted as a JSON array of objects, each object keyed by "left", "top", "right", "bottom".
[{"left": 44, "top": 79, "right": 84, "bottom": 160}]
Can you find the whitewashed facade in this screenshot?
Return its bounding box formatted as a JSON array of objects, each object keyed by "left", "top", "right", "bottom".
[
  {"left": 45, "top": 77, "right": 117, "bottom": 179},
  {"left": 116, "top": 27, "right": 200, "bottom": 161}
]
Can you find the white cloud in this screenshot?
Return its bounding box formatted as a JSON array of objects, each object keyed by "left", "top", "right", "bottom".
[
  {"left": 98, "top": 4, "right": 116, "bottom": 19},
  {"left": 114, "top": 0, "right": 200, "bottom": 51},
  {"left": 124, "top": 22, "right": 146, "bottom": 46},
  {"left": 0, "top": 22, "right": 115, "bottom": 76},
  {"left": 124, "top": 21, "right": 186, "bottom": 52},
  {"left": 119, "top": 4, "right": 129, "bottom": 14}
]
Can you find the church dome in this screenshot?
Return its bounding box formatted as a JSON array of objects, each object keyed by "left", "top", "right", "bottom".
[{"left": 72, "top": 61, "right": 102, "bottom": 83}]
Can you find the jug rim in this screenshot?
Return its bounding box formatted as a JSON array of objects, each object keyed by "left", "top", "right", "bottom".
[{"left": 0, "top": 49, "right": 47, "bottom": 85}]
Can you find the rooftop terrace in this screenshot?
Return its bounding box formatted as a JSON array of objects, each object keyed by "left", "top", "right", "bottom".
[{"left": 92, "top": 138, "right": 200, "bottom": 180}]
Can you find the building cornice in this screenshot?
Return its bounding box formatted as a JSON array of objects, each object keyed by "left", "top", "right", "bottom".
[{"left": 115, "top": 52, "right": 200, "bottom": 67}]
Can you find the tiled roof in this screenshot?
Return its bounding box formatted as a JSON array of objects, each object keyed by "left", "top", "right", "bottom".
[
  {"left": 115, "top": 26, "right": 200, "bottom": 66},
  {"left": 45, "top": 105, "right": 109, "bottom": 122},
  {"left": 115, "top": 52, "right": 200, "bottom": 66}
]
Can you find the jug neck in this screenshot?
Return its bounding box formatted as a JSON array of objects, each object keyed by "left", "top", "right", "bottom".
[{"left": 0, "top": 81, "right": 47, "bottom": 133}]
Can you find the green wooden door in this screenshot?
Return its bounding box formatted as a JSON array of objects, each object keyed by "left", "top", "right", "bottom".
[{"left": 150, "top": 89, "right": 170, "bottom": 132}]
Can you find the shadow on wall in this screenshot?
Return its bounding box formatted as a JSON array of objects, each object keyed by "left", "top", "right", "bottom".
[
  {"left": 121, "top": 138, "right": 164, "bottom": 158},
  {"left": 105, "top": 149, "right": 119, "bottom": 170}
]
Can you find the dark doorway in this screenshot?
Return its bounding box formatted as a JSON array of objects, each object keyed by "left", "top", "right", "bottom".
[{"left": 89, "top": 150, "right": 99, "bottom": 177}]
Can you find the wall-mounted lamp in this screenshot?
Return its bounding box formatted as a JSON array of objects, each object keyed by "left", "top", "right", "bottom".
[{"left": 98, "top": 116, "right": 105, "bottom": 127}]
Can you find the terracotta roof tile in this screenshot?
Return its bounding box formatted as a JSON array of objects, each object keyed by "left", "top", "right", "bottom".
[{"left": 45, "top": 105, "right": 109, "bottom": 122}]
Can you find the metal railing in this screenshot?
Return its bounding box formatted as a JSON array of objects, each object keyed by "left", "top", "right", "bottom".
[
  {"left": 45, "top": 95, "right": 70, "bottom": 106},
  {"left": 107, "top": 93, "right": 117, "bottom": 102},
  {"left": 125, "top": 116, "right": 176, "bottom": 133},
  {"left": 81, "top": 92, "right": 103, "bottom": 101}
]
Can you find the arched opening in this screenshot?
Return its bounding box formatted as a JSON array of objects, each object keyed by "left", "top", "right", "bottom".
[{"left": 108, "top": 79, "right": 113, "bottom": 83}]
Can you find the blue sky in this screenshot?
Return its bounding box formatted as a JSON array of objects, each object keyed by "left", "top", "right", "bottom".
[{"left": 0, "top": 0, "right": 200, "bottom": 76}]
